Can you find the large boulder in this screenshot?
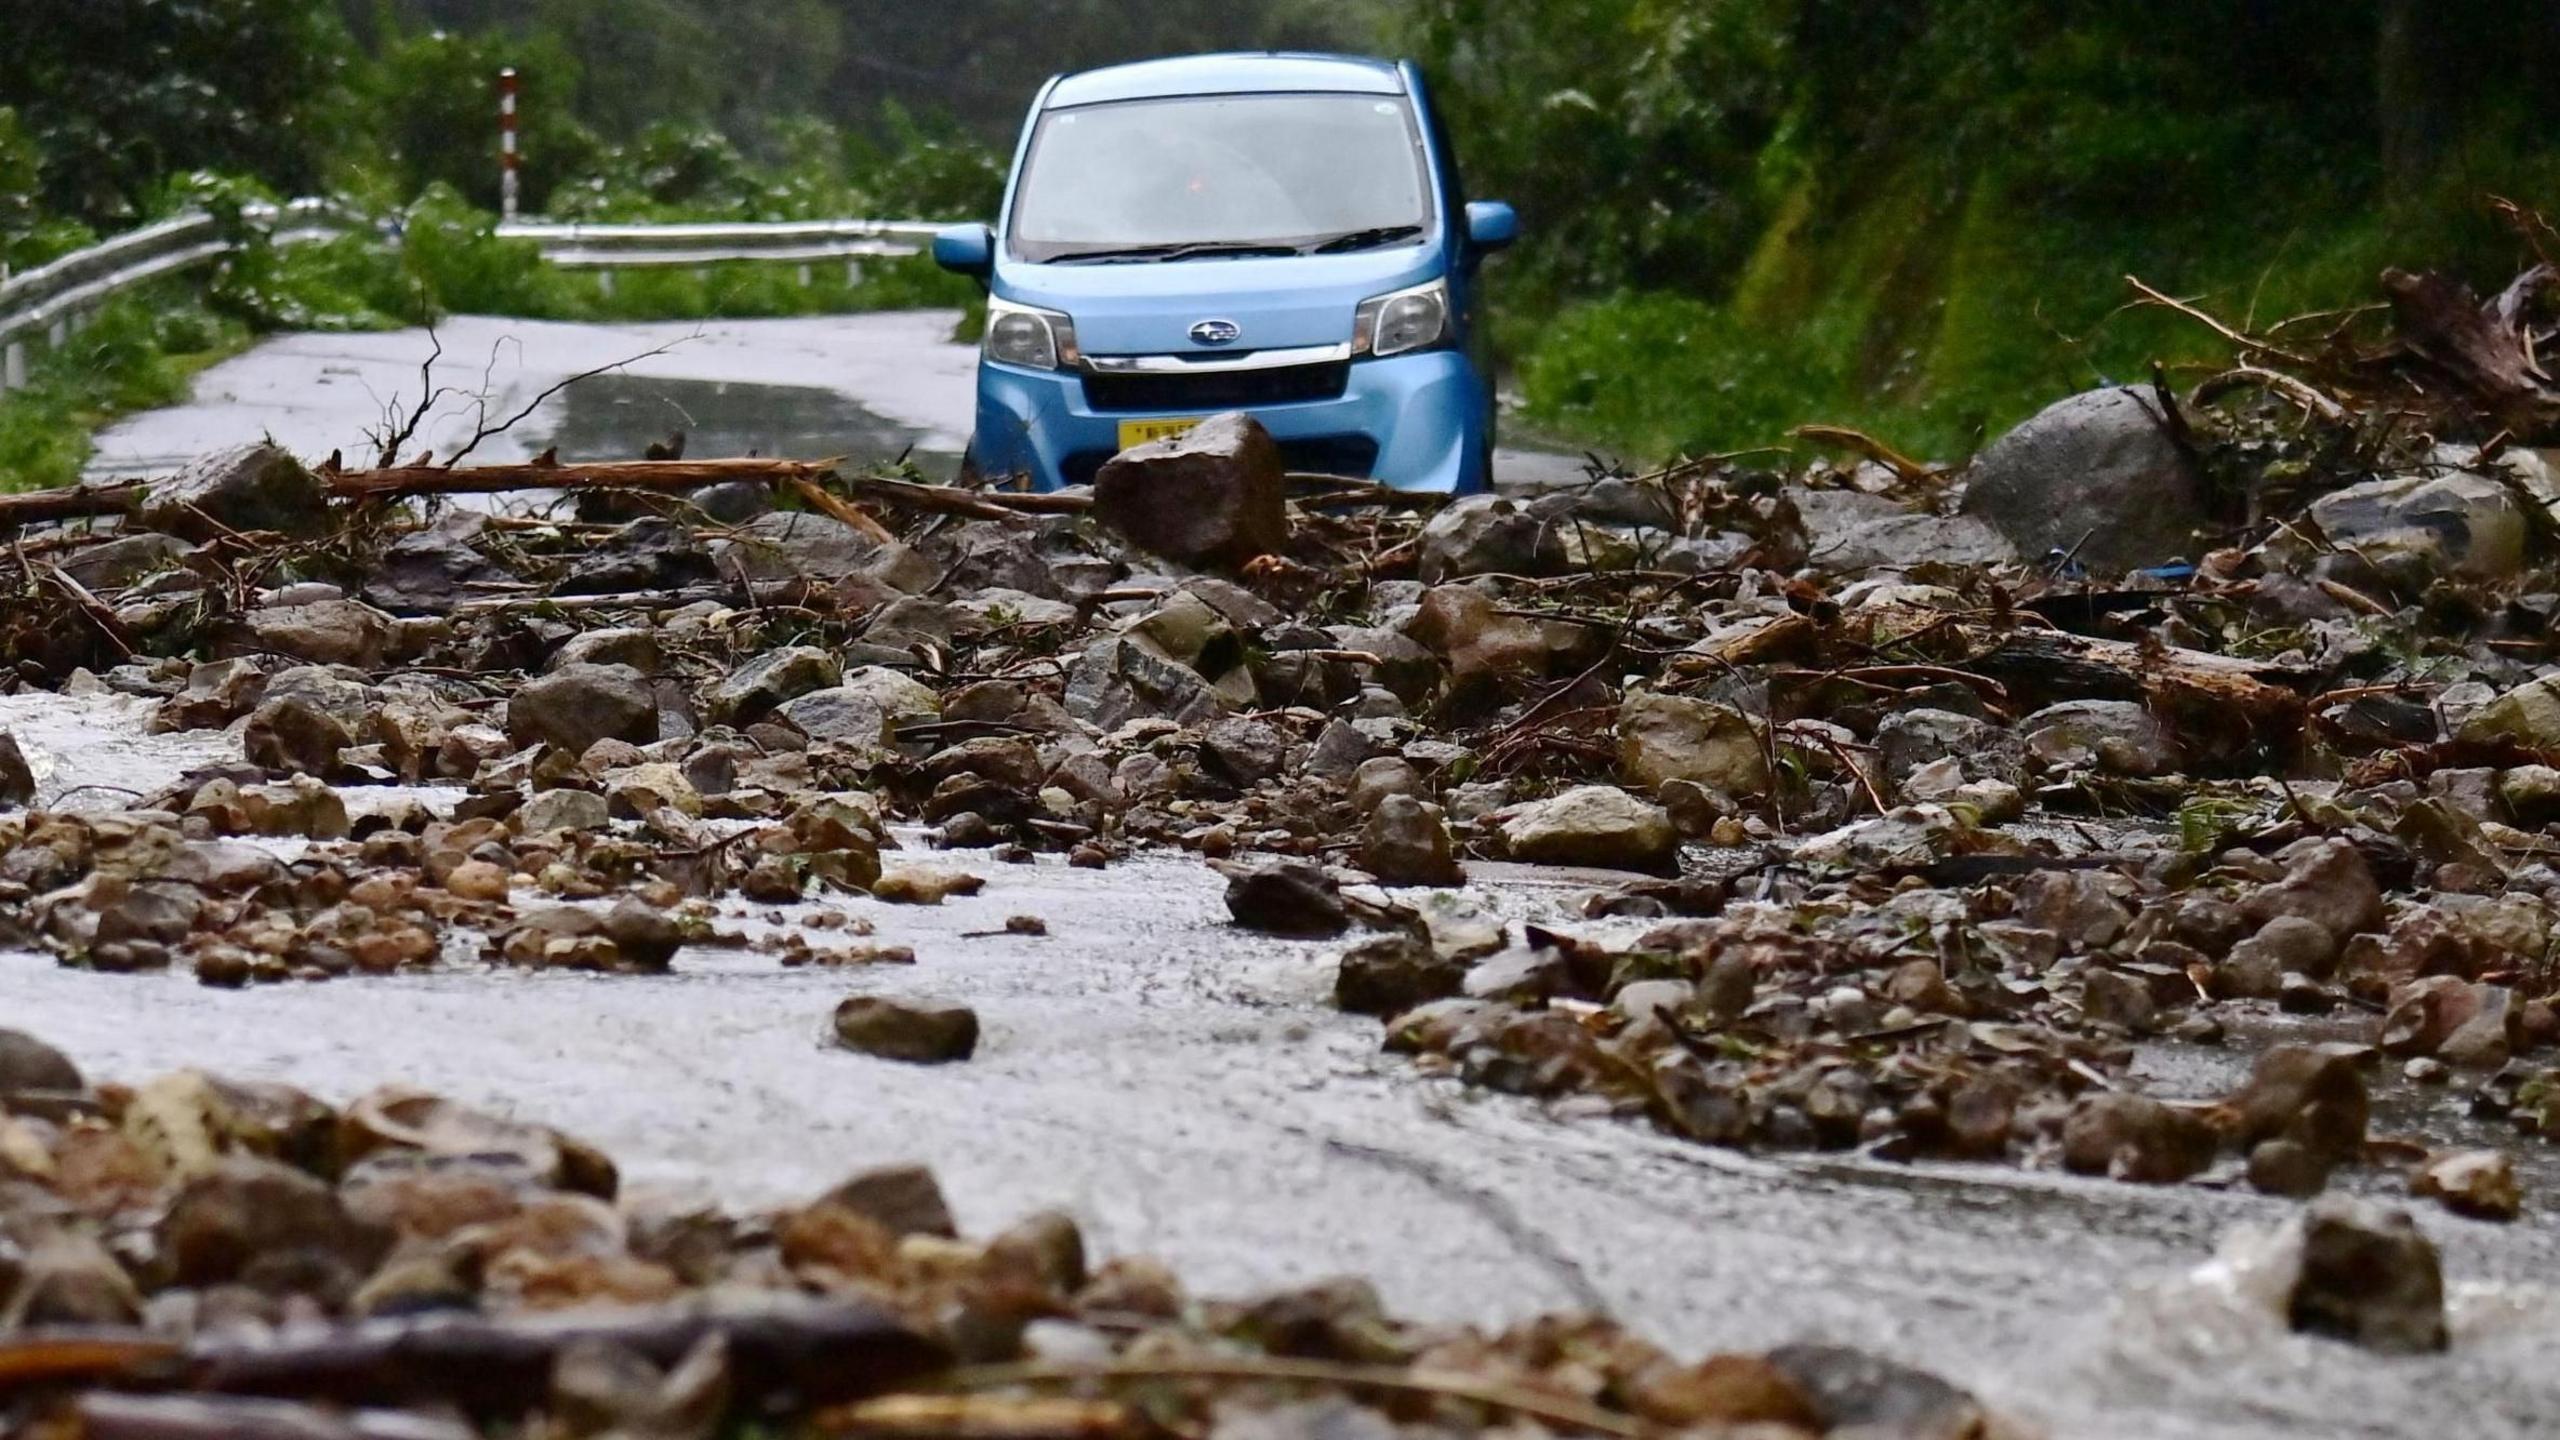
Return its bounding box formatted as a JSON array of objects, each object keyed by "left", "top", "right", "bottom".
[
  {"left": 1499, "top": 785, "right": 1679, "bottom": 873},
  {"left": 1616, "top": 693, "right": 1769, "bottom": 797},
  {"left": 504, "top": 663, "right": 658, "bottom": 756},
  {"left": 1958, "top": 387, "right": 2212, "bottom": 574},
  {"left": 2310, "top": 473, "right": 2529, "bottom": 582},
  {"left": 141, "top": 443, "right": 327, "bottom": 541},
  {"left": 1093, "top": 411, "right": 1288, "bottom": 568}
]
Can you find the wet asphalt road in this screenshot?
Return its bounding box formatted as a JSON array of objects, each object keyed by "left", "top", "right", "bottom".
[{"left": 33, "top": 320, "right": 2560, "bottom": 1435}]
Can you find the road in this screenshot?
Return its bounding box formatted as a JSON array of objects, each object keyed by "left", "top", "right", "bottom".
[
  {"left": 40, "top": 318, "right": 2560, "bottom": 1438},
  {"left": 88, "top": 311, "right": 1593, "bottom": 490}
]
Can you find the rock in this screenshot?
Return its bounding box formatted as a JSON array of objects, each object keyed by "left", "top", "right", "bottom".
[
  {"left": 2461, "top": 675, "right": 2560, "bottom": 751},
  {"left": 1223, "top": 859, "right": 1349, "bottom": 937},
  {"left": 2311, "top": 473, "right": 2529, "bottom": 581},
  {"left": 2240, "top": 838, "right": 2384, "bottom": 941},
  {"left": 141, "top": 443, "right": 326, "bottom": 540},
  {"left": 2286, "top": 1198, "right": 2447, "bottom": 1353},
  {"left": 778, "top": 688, "right": 893, "bottom": 747},
  {"left": 2021, "top": 699, "right": 2179, "bottom": 776},
  {"left": 242, "top": 694, "right": 352, "bottom": 777},
  {"left": 158, "top": 1155, "right": 389, "bottom": 1293},
  {"left": 1200, "top": 716, "right": 1289, "bottom": 788},
  {"left": 708, "top": 646, "right": 841, "bottom": 726},
  {"left": 1762, "top": 1344, "right": 1987, "bottom": 1439},
  {"left": 2247, "top": 1139, "right": 2332, "bottom": 1198},
  {"left": 443, "top": 859, "right": 511, "bottom": 902},
  {"left": 1499, "top": 786, "right": 1679, "bottom": 873},
  {"left": 2060, "top": 1093, "right": 2215, "bottom": 1182},
  {"left": 2228, "top": 1043, "right": 2369, "bottom": 1161},
  {"left": 1874, "top": 708, "right": 2023, "bottom": 790},
  {"left": 831, "top": 996, "right": 979, "bottom": 1064},
  {"left": 1064, "top": 636, "right": 1232, "bottom": 730},
  {"left": 1615, "top": 693, "right": 1768, "bottom": 797},
  {"left": 601, "top": 896, "right": 684, "bottom": 969},
  {"left": 1957, "top": 386, "right": 2211, "bottom": 574},
  {"left": 1092, "top": 412, "right": 1288, "bottom": 567},
  {"left": 2412, "top": 1148, "right": 2521, "bottom": 1221},
  {"left": 1631, "top": 1353, "right": 1821, "bottom": 1429},
  {"left": 712, "top": 511, "right": 884, "bottom": 585},
  {"left": 2440, "top": 984, "right": 2517, "bottom": 1068},
  {"left": 2499, "top": 764, "right": 2560, "bottom": 823},
  {"left": 1416, "top": 494, "right": 1566, "bottom": 582},
  {"left": 872, "top": 868, "right": 985, "bottom": 905},
  {"left": 1407, "top": 584, "right": 1601, "bottom": 703},
  {"left": 519, "top": 788, "right": 611, "bottom": 835},
  {"left": 2081, "top": 967, "right": 2157, "bottom": 1031},
  {"left": 1792, "top": 490, "right": 2019, "bottom": 575},
  {"left": 818, "top": 1164, "right": 958, "bottom": 1238},
  {"left": 246, "top": 598, "right": 396, "bottom": 668},
  {"left": 1360, "top": 796, "right": 1461, "bottom": 887},
  {"left": 1347, "top": 756, "right": 1424, "bottom": 812},
  {"left": 506, "top": 664, "right": 658, "bottom": 756},
  {"left": 605, "top": 762, "right": 703, "bottom": 820},
  {"left": 1335, "top": 933, "right": 1465, "bottom": 1016},
  {"left": 2232, "top": 915, "right": 2340, "bottom": 979},
  {"left": 0, "top": 1028, "right": 84, "bottom": 1096},
  {"left": 61, "top": 531, "right": 192, "bottom": 589},
  {"left": 0, "top": 731, "right": 34, "bottom": 808},
  {"left": 2014, "top": 870, "right": 2132, "bottom": 950}
]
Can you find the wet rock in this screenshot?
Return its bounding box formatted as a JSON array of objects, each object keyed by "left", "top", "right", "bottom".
[
  {"left": 708, "top": 646, "right": 841, "bottom": 726},
  {"left": 1498, "top": 786, "right": 1678, "bottom": 873},
  {"left": 2240, "top": 838, "right": 2384, "bottom": 941},
  {"left": 242, "top": 694, "right": 351, "bottom": 777},
  {"left": 1407, "top": 585, "right": 1602, "bottom": 702},
  {"left": 1957, "top": 386, "right": 2211, "bottom": 574},
  {"left": 2231, "top": 915, "right": 2340, "bottom": 981},
  {"left": 1064, "top": 636, "right": 1232, "bottom": 730},
  {"left": 0, "top": 731, "right": 33, "bottom": 808},
  {"left": 1615, "top": 692, "right": 1767, "bottom": 797},
  {"left": 818, "top": 1163, "right": 959, "bottom": 1239},
  {"left": 1874, "top": 708, "right": 2022, "bottom": 790},
  {"left": 2382, "top": 975, "right": 2483, "bottom": 1057},
  {"left": 2060, "top": 1093, "right": 2215, "bottom": 1182},
  {"left": 1763, "top": 1343, "right": 1987, "bottom": 1440},
  {"left": 831, "top": 996, "right": 980, "bottom": 1064},
  {"left": 605, "top": 762, "right": 703, "bottom": 820},
  {"left": 158, "top": 1155, "right": 389, "bottom": 1295},
  {"left": 1360, "top": 797, "right": 1460, "bottom": 887},
  {"left": 61, "top": 531, "right": 191, "bottom": 589},
  {"left": 2311, "top": 473, "right": 2528, "bottom": 582},
  {"left": 0, "top": 1028, "right": 84, "bottom": 1097},
  {"left": 2246, "top": 1139, "right": 2332, "bottom": 1198},
  {"left": 1093, "top": 412, "right": 1288, "bottom": 567},
  {"left": 602, "top": 896, "right": 684, "bottom": 969},
  {"left": 778, "top": 689, "right": 892, "bottom": 748},
  {"left": 712, "top": 511, "right": 884, "bottom": 585},
  {"left": 443, "top": 859, "right": 511, "bottom": 902},
  {"left": 871, "top": 868, "right": 985, "bottom": 905},
  {"left": 507, "top": 663, "right": 658, "bottom": 756},
  {"left": 140, "top": 442, "right": 326, "bottom": 540},
  {"left": 1794, "top": 490, "right": 2019, "bottom": 575},
  {"left": 519, "top": 788, "right": 610, "bottom": 835},
  {"left": 2286, "top": 1197, "right": 2447, "bottom": 1353},
  {"left": 1416, "top": 494, "right": 1566, "bottom": 582},
  {"left": 1200, "top": 716, "right": 1289, "bottom": 788},
  {"left": 2459, "top": 674, "right": 2560, "bottom": 751},
  {"left": 2412, "top": 1148, "right": 2521, "bottom": 1221},
  {"left": 2080, "top": 967, "right": 2158, "bottom": 1032},
  {"left": 2021, "top": 700, "right": 2179, "bottom": 776},
  {"left": 2228, "top": 1043, "right": 2369, "bottom": 1161},
  {"left": 1223, "top": 859, "right": 1349, "bottom": 937},
  {"left": 246, "top": 598, "right": 396, "bottom": 669},
  {"left": 2014, "top": 870, "right": 2132, "bottom": 950},
  {"left": 1336, "top": 933, "right": 1466, "bottom": 1016}
]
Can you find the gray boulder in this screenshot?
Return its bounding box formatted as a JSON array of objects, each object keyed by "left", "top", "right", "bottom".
[
  {"left": 2022, "top": 699, "right": 2179, "bottom": 776},
  {"left": 142, "top": 443, "right": 327, "bottom": 541},
  {"left": 1418, "top": 494, "right": 1566, "bottom": 582},
  {"left": 713, "top": 511, "right": 884, "bottom": 585},
  {"left": 1616, "top": 692, "right": 1768, "bottom": 797},
  {"left": 504, "top": 663, "right": 658, "bottom": 756},
  {"left": 246, "top": 599, "right": 396, "bottom": 669},
  {"left": 708, "top": 646, "right": 841, "bottom": 726},
  {"left": 1093, "top": 411, "right": 1288, "bottom": 568},
  {"left": 1958, "top": 387, "right": 2211, "bottom": 573},
  {"left": 1499, "top": 785, "right": 1678, "bottom": 873},
  {"left": 2311, "top": 473, "right": 2529, "bottom": 582},
  {"left": 1875, "top": 708, "right": 2023, "bottom": 789}
]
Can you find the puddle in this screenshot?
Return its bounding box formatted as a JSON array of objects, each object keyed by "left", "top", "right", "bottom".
[{"left": 527, "top": 374, "right": 962, "bottom": 474}]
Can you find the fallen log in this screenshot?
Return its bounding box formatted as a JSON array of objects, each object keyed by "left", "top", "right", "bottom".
[
  {"left": 0, "top": 482, "right": 142, "bottom": 528},
  {"left": 326, "top": 457, "right": 843, "bottom": 500}
]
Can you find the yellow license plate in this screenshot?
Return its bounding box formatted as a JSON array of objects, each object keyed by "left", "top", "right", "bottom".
[{"left": 1117, "top": 417, "right": 1203, "bottom": 450}]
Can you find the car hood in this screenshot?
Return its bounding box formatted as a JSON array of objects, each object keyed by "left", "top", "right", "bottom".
[{"left": 993, "top": 247, "right": 1440, "bottom": 356}]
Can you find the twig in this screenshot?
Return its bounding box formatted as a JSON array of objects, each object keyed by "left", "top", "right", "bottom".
[
  {"left": 2125, "top": 274, "right": 2318, "bottom": 369},
  {"left": 441, "top": 334, "right": 691, "bottom": 469}
]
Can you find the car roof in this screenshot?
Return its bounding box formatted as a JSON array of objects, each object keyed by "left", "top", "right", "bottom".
[{"left": 1044, "top": 53, "right": 1406, "bottom": 109}]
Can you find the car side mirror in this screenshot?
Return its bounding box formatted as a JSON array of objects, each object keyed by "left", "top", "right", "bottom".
[
  {"left": 1465, "top": 201, "right": 1518, "bottom": 252},
  {"left": 932, "top": 223, "right": 995, "bottom": 278}
]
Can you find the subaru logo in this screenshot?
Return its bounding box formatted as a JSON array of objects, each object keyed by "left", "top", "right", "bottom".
[{"left": 1189, "top": 318, "right": 1242, "bottom": 346}]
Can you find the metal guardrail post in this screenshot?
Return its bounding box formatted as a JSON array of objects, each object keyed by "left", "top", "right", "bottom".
[{"left": 3, "top": 341, "right": 24, "bottom": 393}]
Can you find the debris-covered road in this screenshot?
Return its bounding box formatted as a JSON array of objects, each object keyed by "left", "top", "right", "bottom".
[{"left": 8, "top": 241, "right": 2560, "bottom": 1437}]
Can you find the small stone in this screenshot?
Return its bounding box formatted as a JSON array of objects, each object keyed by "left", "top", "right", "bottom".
[
  {"left": 507, "top": 664, "right": 658, "bottom": 756},
  {"left": 817, "top": 1164, "right": 958, "bottom": 1238},
  {"left": 1336, "top": 933, "right": 1465, "bottom": 1017},
  {"left": 2080, "top": 967, "right": 2157, "bottom": 1032},
  {"left": 2228, "top": 1043, "right": 2370, "bottom": 1161},
  {"left": 2060, "top": 1093, "right": 2215, "bottom": 1183},
  {"left": 2412, "top": 1148, "right": 2521, "bottom": 1221},
  {"left": 1498, "top": 785, "right": 1679, "bottom": 873},
  {"left": 832, "top": 997, "right": 980, "bottom": 1064},
  {"left": 0, "top": 732, "right": 34, "bottom": 808},
  {"left": 1223, "top": 859, "right": 1349, "bottom": 937},
  {"left": 872, "top": 869, "right": 986, "bottom": 905},
  {"left": 519, "top": 788, "right": 610, "bottom": 835},
  {"left": 1359, "top": 796, "right": 1461, "bottom": 887},
  {"left": 1616, "top": 692, "right": 1769, "bottom": 796},
  {"left": 2246, "top": 1138, "right": 2331, "bottom": 1198},
  {"left": 443, "top": 859, "right": 511, "bottom": 902}
]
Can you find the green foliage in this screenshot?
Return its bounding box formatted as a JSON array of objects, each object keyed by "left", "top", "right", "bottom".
[
  {"left": 0, "top": 289, "right": 250, "bottom": 493},
  {"left": 361, "top": 25, "right": 599, "bottom": 213}
]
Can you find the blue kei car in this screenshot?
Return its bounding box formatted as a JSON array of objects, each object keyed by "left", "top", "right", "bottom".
[{"left": 931, "top": 53, "right": 1516, "bottom": 495}]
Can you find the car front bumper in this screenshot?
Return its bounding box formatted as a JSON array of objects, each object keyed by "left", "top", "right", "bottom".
[{"left": 967, "top": 348, "right": 1489, "bottom": 494}]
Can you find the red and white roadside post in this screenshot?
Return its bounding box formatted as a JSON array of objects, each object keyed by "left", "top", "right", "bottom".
[{"left": 499, "top": 67, "right": 522, "bottom": 222}]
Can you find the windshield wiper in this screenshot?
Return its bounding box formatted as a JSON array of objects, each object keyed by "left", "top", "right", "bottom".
[
  {"left": 1050, "top": 241, "right": 1305, "bottom": 264},
  {"left": 1308, "top": 225, "right": 1425, "bottom": 254}
]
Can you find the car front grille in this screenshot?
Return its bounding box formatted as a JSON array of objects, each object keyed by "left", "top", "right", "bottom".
[{"left": 1080, "top": 359, "right": 1351, "bottom": 413}]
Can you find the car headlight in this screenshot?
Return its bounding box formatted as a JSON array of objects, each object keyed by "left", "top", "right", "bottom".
[
  {"left": 984, "top": 299, "right": 1080, "bottom": 371},
  {"left": 1353, "top": 279, "right": 1449, "bottom": 358}
]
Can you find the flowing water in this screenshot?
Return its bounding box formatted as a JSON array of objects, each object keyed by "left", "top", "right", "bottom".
[{"left": 5, "top": 692, "right": 2559, "bottom": 1438}]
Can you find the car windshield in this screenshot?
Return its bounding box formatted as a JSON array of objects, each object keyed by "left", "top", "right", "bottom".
[{"left": 1009, "top": 92, "right": 1432, "bottom": 263}]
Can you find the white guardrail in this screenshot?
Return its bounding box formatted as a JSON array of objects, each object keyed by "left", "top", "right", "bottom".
[{"left": 0, "top": 203, "right": 946, "bottom": 393}]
